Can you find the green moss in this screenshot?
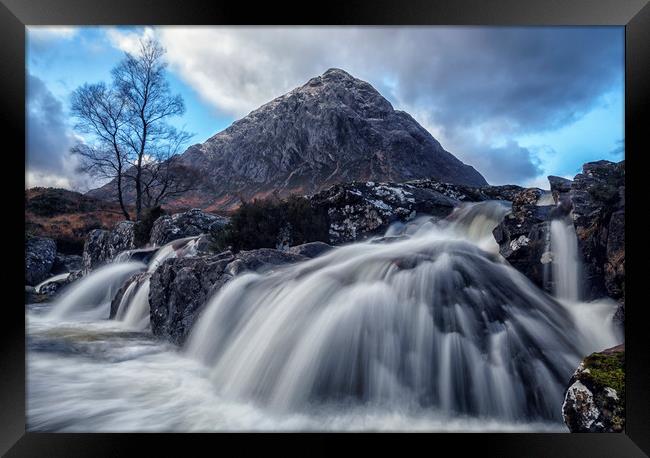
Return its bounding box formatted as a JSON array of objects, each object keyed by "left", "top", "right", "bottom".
[{"left": 583, "top": 351, "right": 625, "bottom": 398}]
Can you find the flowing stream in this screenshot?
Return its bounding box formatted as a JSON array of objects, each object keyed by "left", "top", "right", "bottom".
[{"left": 26, "top": 202, "right": 621, "bottom": 431}]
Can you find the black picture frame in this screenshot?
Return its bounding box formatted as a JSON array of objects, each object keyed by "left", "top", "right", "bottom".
[{"left": 4, "top": 0, "right": 649, "bottom": 456}]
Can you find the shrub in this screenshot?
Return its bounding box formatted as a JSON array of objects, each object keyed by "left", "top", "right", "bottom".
[
  {"left": 209, "top": 195, "right": 329, "bottom": 253},
  {"left": 134, "top": 206, "right": 167, "bottom": 248}
]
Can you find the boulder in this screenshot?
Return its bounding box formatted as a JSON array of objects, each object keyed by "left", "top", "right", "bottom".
[
  {"left": 25, "top": 270, "right": 82, "bottom": 303},
  {"left": 149, "top": 248, "right": 307, "bottom": 345},
  {"left": 562, "top": 344, "right": 625, "bottom": 432},
  {"left": 149, "top": 208, "right": 229, "bottom": 246},
  {"left": 310, "top": 180, "right": 524, "bottom": 245},
  {"left": 286, "top": 241, "right": 333, "bottom": 258},
  {"left": 492, "top": 188, "right": 552, "bottom": 291},
  {"left": 569, "top": 160, "right": 625, "bottom": 304},
  {"left": 82, "top": 220, "right": 136, "bottom": 273},
  {"left": 25, "top": 236, "right": 57, "bottom": 286}
]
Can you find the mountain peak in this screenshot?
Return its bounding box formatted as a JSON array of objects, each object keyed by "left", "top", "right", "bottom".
[
  {"left": 322, "top": 67, "right": 355, "bottom": 79},
  {"left": 303, "top": 68, "right": 368, "bottom": 90},
  {"left": 89, "top": 70, "right": 488, "bottom": 210}
]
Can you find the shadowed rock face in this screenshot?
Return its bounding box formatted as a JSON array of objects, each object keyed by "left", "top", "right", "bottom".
[
  {"left": 148, "top": 248, "right": 308, "bottom": 345},
  {"left": 88, "top": 68, "right": 487, "bottom": 211},
  {"left": 569, "top": 160, "right": 625, "bottom": 304}
]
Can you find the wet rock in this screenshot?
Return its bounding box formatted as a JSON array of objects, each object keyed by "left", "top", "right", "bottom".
[
  {"left": 569, "top": 160, "right": 625, "bottom": 304},
  {"left": 25, "top": 236, "right": 57, "bottom": 286},
  {"left": 82, "top": 220, "right": 136, "bottom": 273},
  {"left": 286, "top": 241, "right": 333, "bottom": 258},
  {"left": 149, "top": 248, "right": 307, "bottom": 345},
  {"left": 149, "top": 208, "right": 229, "bottom": 246},
  {"left": 562, "top": 344, "right": 625, "bottom": 432},
  {"left": 492, "top": 188, "right": 551, "bottom": 290},
  {"left": 25, "top": 270, "right": 82, "bottom": 303},
  {"left": 223, "top": 249, "right": 307, "bottom": 276}
]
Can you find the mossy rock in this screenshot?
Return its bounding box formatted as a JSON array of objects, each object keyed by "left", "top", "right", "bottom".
[
  {"left": 562, "top": 344, "right": 625, "bottom": 432},
  {"left": 583, "top": 349, "right": 625, "bottom": 399}
]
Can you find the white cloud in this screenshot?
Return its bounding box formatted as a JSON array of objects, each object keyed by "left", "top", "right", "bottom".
[{"left": 106, "top": 26, "right": 156, "bottom": 55}]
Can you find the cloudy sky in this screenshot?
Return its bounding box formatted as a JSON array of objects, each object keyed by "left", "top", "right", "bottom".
[{"left": 26, "top": 26, "right": 624, "bottom": 190}]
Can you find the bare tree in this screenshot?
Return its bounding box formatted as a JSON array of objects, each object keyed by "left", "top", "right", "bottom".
[
  {"left": 70, "top": 38, "right": 192, "bottom": 221},
  {"left": 70, "top": 83, "right": 131, "bottom": 219},
  {"left": 112, "top": 38, "right": 188, "bottom": 220}
]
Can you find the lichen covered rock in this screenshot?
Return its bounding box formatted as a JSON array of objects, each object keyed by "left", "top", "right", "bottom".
[
  {"left": 562, "top": 344, "right": 625, "bottom": 432},
  {"left": 82, "top": 220, "right": 136, "bottom": 273},
  {"left": 25, "top": 236, "right": 57, "bottom": 286},
  {"left": 149, "top": 208, "right": 229, "bottom": 247},
  {"left": 311, "top": 179, "right": 523, "bottom": 245}
]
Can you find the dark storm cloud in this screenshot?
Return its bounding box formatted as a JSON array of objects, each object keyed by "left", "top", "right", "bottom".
[
  {"left": 26, "top": 74, "right": 81, "bottom": 188},
  {"left": 387, "top": 27, "right": 623, "bottom": 134},
  {"left": 149, "top": 26, "right": 622, "bottom": 185}
]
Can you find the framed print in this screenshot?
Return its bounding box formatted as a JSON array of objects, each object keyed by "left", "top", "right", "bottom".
[{"left": 3, "top": 0, "right": 649, "bottom": 456}]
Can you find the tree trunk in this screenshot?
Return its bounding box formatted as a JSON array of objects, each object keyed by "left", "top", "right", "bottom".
[
  {"left": 116, "top": 172, "right": 131, "bottom": 220},
  {"left": 135, "top": 124, "right": 147, "bottom": 221},
  {"left": 135, "top": 165, "right": 142, "bottom": 221}
]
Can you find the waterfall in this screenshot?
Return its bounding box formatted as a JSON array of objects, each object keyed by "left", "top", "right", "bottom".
[
  {"left": 184, "top": 201, "right": 613, "bottom": 422},
  {"left": 114, "top": 236, "right": 200, "bottom": 331},
  {"left": 47, "top": 236, "right": 199, "bottom": 328},
  {"left": 120, "top": 279, "right": 151, "bottom": 330},
  {"left": 550, "top": 219, "right": 581, "bottom": 301},
  {"left": 46, "top": 262, "right": 146, "bottom": 321},
  {"left": 31, "top": 201, "right": 622, "bottom": 430}
]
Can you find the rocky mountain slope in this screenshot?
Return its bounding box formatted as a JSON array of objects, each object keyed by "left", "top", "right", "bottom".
[{"left": 88, "top": 68, "right": 487, "bottom": 211}]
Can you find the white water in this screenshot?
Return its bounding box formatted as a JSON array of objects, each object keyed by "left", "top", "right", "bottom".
[
  {"left": 184, "top": 201, "right": 617, "bottom": 421},
  {"left": 550, "top": 219, "right": 581, "bottom": 301},
  {"left": 27, "top": 202, "right": 621, "bottom": 431},
  {"left": 113, "top": 236, "right": 199, "bottom": 331},
  {"left": 46, "top": 262, "right": 145, "bottom": 321}
]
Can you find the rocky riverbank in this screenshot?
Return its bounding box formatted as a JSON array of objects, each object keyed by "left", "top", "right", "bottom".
[{"left": 25, "top": 159, "right": 625, "bottom": 433}]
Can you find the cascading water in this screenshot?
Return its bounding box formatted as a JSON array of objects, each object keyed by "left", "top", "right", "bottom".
[
  {"left": 46, "top": 262, "right": 145, "bottom": 321},
  {"left": 113, "top": 236, "right": 200, "bottom": 331},
  {"left": 548, "top": 216, "right": 621, "bottom": 353},
  {"left": 27, "top": 201, "right": 621, "bottom": 431},
  {"left": 184, "top": 201, "right": 616, "bottom": 422},
  {"left": 550, "top": 218, "right": 581, "bottom": 302}
]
